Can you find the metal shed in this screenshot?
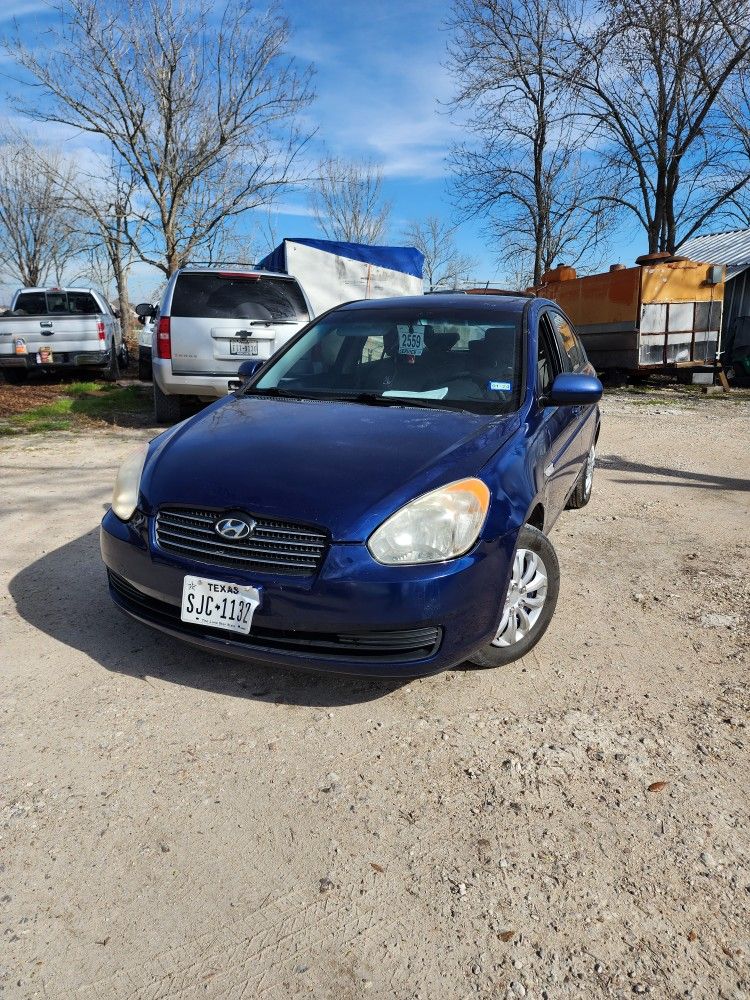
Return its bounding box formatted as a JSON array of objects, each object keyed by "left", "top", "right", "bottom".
[{"left": 679, "top": 228, "right": 750, "bottom": 364}]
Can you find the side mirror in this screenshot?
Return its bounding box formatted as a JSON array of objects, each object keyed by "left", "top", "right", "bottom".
[
  {"left": 548, "top": 372, "right": 603, "bottom": 406},
  {"left": 238, "top": 359, "right": 265, "bottom": 380},
  {"left": 113, "top": 309, "right": 121, "bottom": 319},
  {"left": 135, "top": 302, "right": 156, "bottom": 319}
]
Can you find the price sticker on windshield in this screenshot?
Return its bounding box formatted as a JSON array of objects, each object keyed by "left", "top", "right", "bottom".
[{"left": 398, "top": 327, "right": 425, "bottom": 355}]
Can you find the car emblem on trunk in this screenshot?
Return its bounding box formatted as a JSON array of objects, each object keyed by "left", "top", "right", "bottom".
[{"left": 215, "top": 516, "right": 255, "bottom": 540}]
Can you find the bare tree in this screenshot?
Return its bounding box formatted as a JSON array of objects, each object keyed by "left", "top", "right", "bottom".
[
  {"left": 56, "top": 159, "right": 141, "bottom": 337},
  {"left": 403, "top": 216, "right": 477, "bottom": 290},
  {"left": 10, "top": 0, "right": 314, "bottom": 276},
  {"left": 309, "top": 158, "right": 391, "bottom": 244},
  {"left": 558, "top": 0, "right": 750, "bottom": 253},
  {"left": 447, "top": 0, "right": 611, "bottom": 285},
  {"left": 0, "top": 138, "right": 81, "bottom": 286}
]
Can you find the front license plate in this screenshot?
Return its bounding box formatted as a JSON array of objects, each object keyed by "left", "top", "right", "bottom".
[
  {"left": 229, "top": 340, "right": 259, "bottom": 356},
  {"left": 181, "top": 575, "right": 260, "bottom": 635}
]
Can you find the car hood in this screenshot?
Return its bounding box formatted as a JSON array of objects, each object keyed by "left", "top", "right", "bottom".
[{"left": 143, "top": 395, "right": 520, "bottom": 541}]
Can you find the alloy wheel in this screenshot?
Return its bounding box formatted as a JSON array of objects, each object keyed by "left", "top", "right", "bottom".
[
  {"left": 584, "top": 445, "right": 595, "bottom": 496},
  {"left": 492, "top": 548, "right": 549, "bottom": 647}
]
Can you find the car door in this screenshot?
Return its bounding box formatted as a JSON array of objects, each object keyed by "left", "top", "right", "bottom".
[
  {"left": 536, "top": 313, "right": 583, "bottom": 519},
  {"left": 548, "top": 308, "right": 598, "bottom": 463}
]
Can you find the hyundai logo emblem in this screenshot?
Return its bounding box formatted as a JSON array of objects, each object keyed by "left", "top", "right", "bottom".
[{"left": 215, "top": 516, "right": 255, "bottom": 540}]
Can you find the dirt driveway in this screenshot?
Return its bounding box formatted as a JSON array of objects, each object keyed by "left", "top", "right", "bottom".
[{"left": 1, "top": 394, "right": 748, "bottom": 999}]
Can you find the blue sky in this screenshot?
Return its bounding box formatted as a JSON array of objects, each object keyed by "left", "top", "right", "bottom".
[{"left": 0, "top": 0, "right": 646, "bottom": 300}]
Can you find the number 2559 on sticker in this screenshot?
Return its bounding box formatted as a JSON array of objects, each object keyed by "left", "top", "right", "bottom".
[{"left": 488, "top": 380, "right": 511, "bottom": 392}]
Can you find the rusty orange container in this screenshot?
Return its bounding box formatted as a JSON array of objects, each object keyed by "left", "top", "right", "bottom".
[{"left": 536, "top": 260, "right": 725, "bottom": 371}]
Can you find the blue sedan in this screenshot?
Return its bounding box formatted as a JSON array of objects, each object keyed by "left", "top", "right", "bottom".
[{"left": 100, "top": 294, "right": 602, "bottom": 677}]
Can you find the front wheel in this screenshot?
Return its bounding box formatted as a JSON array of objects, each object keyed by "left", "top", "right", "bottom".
[{"left": 467, "top": 525, "right": 560, "bottom": 668}]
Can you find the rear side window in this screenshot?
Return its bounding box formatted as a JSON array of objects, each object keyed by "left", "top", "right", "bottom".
[
  {"left": 14, "top": 291, "right": 100, "bottom": 315},
  {"left": 14, "top": 292, "right": 47, "bottom": 314},
  {"left": 549, "top": 311, "right": 587, "bottom": 371},
  {"left": 171, "top": 273, "right": 309, "bottom": 322}
]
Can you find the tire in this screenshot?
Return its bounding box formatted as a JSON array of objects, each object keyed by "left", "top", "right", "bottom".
[
  {"left": 102, "top": 340, "right": 120, "bottom": 382},
  {"left": 153, "top": 380, "right": 183, "bottom": 424},
  {"left": 138, "top": 348, "right": 152, "bottom": 382},
  {"left": 2, "top": 368, "right": 28, "bottom": 385},
  {"left": 467, "top": 525, "right": 560, "bottom": 668},
  {"left": 119, "top": 342, "right": 130, "bottom": 372},
  {"left": 566, "top": 444, "right": 595, "bottom": 510}
]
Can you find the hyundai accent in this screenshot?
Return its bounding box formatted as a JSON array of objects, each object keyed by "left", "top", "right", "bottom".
[{"left": 100, "top": 294, "right": 602, "bottom": 677}]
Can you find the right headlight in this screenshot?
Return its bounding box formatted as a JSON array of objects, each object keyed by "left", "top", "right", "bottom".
[
  {"left": 367, "top": 478, "right": 490, "bottom": 565},
  {"left": 111, "top": 443, "right": 149, "bottom": 521}
]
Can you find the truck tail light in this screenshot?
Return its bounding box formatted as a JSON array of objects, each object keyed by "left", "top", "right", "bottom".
[
  {"left": 97, "top": 320, "right": 106, "bottom": 343},
  {"left": 157, "top": 316, "right": 171, "bottom": 359}
]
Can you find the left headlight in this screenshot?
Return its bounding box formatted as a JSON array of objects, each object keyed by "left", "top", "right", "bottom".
[
  {"left": 368, "top": 477, "right": 490, "bottom": 565},
  {"left": 111, "top": 443, "right": 149, "bottom": 521}
]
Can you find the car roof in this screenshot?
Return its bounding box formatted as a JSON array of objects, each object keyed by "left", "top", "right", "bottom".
[{"left": 338, "top": 293, "right": 531, "bottom": 315}]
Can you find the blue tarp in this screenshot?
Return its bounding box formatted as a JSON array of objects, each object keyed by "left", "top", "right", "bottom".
[{"left": 259, "top": 238, "right": 424, "bottom": 279}]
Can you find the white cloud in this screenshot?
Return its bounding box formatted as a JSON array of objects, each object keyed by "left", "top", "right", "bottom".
[{"left": 0, "top": 1, "right": 48, "bottom": 23}]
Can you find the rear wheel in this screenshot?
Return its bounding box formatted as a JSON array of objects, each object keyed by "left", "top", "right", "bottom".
[
  {"left": 2, "top": 368, "right": 28, "bottom": 385},
  {"left": 467, "top": 525, "right": 560, "bottom": 668},
  {"left": 153, "top": 380, "right": 183, "bottom": 424},
  {"left": 566, "top": 444, "right": 595, "bottom": 509},
  {"left": 138, "top": 349, "right": 152, "bottom": 382},
  {"left": 102, "top": 340, "right": 120, "bottom": 382}
]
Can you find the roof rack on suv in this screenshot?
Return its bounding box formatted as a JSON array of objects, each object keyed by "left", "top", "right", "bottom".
[{"left": 182, "top": 261, "right": 264, "bottom": 270}]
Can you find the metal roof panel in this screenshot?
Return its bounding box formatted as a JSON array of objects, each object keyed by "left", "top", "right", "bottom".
[{"left": 679, "top": 227, "right": 750, "bottom": 267}]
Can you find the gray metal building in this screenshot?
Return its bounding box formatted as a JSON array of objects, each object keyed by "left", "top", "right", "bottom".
[{"left": 680, "top": 228, "right": 750, "bottom": 363}]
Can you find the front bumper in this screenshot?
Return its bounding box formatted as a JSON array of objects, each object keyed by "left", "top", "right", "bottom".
[{"left": 100, "top": 510, "right": 517, "bottom": 678}]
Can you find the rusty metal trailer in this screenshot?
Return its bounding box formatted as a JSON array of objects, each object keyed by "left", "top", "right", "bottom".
[{"left": 535, "top": 257, "right": 725, "bottom": 373}]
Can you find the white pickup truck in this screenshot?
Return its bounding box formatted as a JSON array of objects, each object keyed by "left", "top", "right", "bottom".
[{"left": 0, "top": 286, "right": 127, "bottom": 384}]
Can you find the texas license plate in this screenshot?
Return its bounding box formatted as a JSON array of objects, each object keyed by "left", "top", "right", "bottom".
[
  {"left": 180, "top": 575, "right": 260, "bottom": 635},
  {"left": 36, "top": 350, "right": 54, "bottom": 364},
  {"left": 229, "top": 341, "right": 259, "bottom": 356}
]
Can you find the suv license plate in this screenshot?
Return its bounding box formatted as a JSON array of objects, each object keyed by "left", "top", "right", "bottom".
[
  {"left": 181, "top": 575, "right": 260, "bottom": 635},
  {"left": 229, "top": 341, "right": 259, "bottom": 356}
]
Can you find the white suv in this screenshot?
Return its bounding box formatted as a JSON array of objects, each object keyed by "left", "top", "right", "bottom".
[{"left": 138, "top": 266, "right": 312, "bottom": 422}]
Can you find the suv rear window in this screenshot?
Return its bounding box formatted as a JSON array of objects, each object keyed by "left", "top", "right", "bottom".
[
  {"left": 15, "top": 291, "right": 101, "bottom": 315},
  {"left": 171, "top": 273, "right": 309, "bottom": 322}
]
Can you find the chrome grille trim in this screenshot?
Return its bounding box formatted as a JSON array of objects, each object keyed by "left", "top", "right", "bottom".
[{"left": 155, "top": 506, "right": 328, "bottom": 575}]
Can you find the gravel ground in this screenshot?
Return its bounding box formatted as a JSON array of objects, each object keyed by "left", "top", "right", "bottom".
[{"left": 1, "top": 393, "right": 748, "bottom": 999}]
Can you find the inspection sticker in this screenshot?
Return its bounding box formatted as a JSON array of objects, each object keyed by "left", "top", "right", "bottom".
[
  {"left": 488, "top": 380, "right": 511, "bottom": 392},
  {"left": 398, "top": 327, "right": 425, "bottom": 355}
]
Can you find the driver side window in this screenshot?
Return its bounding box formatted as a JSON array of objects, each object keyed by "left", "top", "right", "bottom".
[{"left": 537, "top": 316, "right": 561, "bottom": 401}]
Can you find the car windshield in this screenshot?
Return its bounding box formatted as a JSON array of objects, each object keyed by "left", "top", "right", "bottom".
[{"left": 250, "top": 305, "right": 523, "bottom": 413}]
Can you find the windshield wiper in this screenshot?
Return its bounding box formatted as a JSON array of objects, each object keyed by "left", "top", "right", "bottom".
[
  {"left": 340, "top": 392, "right": 449, "bottom": 409},
  {"left": 242, "top": 388, "right": 453, "bottom": 408},
  {"left": 241, "top": 386, "right": 312, "bottom": 399}
]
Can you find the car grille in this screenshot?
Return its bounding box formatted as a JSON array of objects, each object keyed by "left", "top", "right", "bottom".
[
  {"left": 108, "top": 572, "right": 442, "bottom": 662},
  {"left": 155, "top": 506, "right": 328, "bottom": 576}
]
